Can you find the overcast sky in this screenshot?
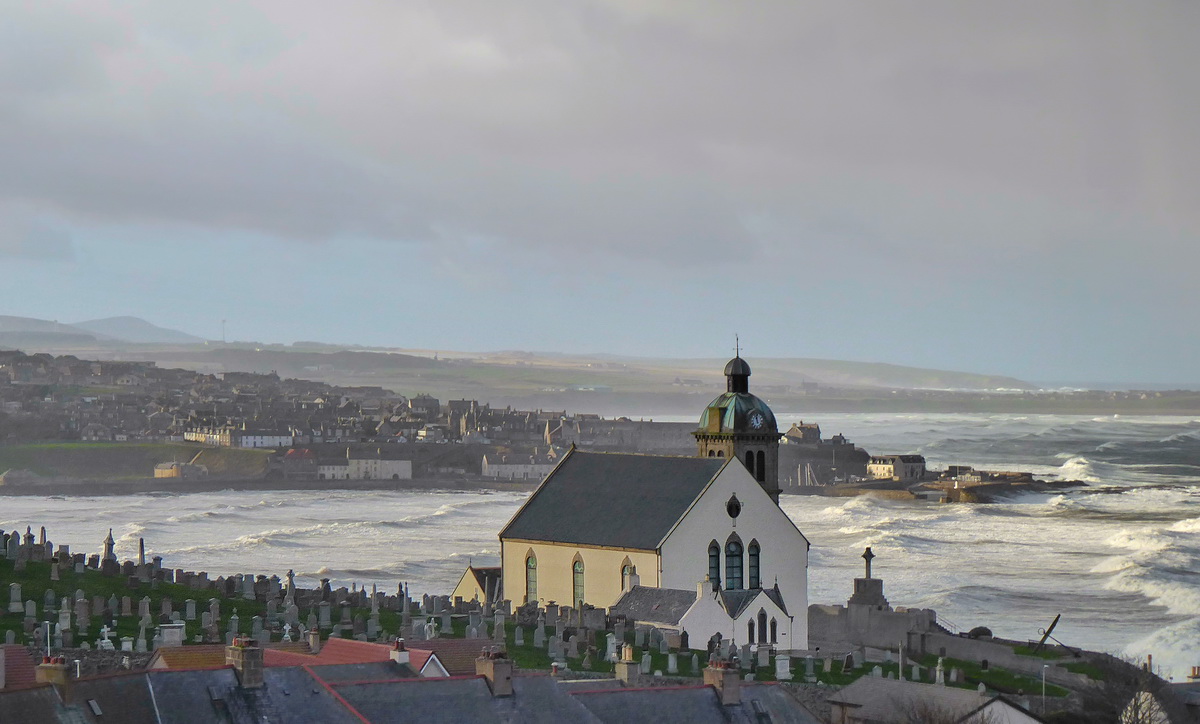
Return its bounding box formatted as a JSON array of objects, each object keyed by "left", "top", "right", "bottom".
[{"left": 2, "top": 1, "right": 1197, "bottom": 384}]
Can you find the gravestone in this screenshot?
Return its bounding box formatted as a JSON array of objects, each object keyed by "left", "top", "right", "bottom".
[
  {"left": 8, "top": 583, "right": 22, "bottom": 613},
  {"left": 691, "top": 653, "right": 699, "bottom": 673},
  {"left": 775, "top": 655, "right": 791, "bottom": 680},
  {"left": 185, "top": 600, "right": 196, "bottom": 621},
  {"left": 514, "top": 626, "right": 525, "bottom": 647},
  {"left": 757, "top": 646, "right": 770, "bottom": 669},
  {"left": 805, "top": 655, "right": 816, "bottom": 683},
  {"left": 667, "top": 652, "right": 678, "bottom": 674}
]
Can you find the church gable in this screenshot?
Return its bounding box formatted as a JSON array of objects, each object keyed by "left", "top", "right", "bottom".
[{"left": 498, "top": 449, "right": 726, "bottom": 550}]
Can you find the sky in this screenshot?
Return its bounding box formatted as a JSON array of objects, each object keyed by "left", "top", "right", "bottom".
[{"left": 1, "top": 1, "right": 1197, "bottom": 385}]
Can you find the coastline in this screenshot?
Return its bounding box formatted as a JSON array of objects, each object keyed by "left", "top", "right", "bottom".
[{"left": 0, "top": 475, "right": 541, "bottom": 497}]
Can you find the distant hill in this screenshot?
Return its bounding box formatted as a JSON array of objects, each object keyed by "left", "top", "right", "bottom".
[
  {"left": 0, "top": 315, "right": 105, "bottom": 338},
  {"left": 73, "top": 316, "right": 206, "bottom": 344}
]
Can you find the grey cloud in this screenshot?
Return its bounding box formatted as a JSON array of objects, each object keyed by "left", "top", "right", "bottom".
[
  {"left": 1, "top": 0, "right": 1197, "bottom": 271},
  {"left": 0, "top": 206, "right": 76, "bottom": 260}
]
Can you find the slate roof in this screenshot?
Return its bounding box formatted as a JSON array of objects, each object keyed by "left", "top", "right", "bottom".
[
  {"left": 0, "top": 684, "right": 61, "bottom": 724},
  {"left": 499, "top": 450, "right": 726, "bottom": 550},
  {"left": 610, "top": 586, "right": 698, "bottom": 626},
  {"left": 337, "top": 676, "right": 502, "bottom": 723},
  {"left": 827, "top": 676, "right": 993, "bottom": 721},
  {"left": 720, "top": 585, "right": 789, "bottom": 618},
  {"left": 307, "top": 661, "right": 418, "bottom": 682},
  {"left": 573, "top": 682, "right": 823, "bottom": 724}
]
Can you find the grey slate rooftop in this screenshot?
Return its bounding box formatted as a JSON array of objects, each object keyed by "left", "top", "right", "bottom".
[
  {"left": 573, "top": 682, "right": 823, "bottom": 724},
  {"left": 500, "top": 450, "right": 727, "bottom": 550},
  {"left": 610, "top": 586, "right": 698, "bottom": 626}
]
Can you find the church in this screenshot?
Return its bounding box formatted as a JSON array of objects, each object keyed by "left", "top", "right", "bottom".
[{"left": 497, "top": 356, "right": 810, "bottom": 651}]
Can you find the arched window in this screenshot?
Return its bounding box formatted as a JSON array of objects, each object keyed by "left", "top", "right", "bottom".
[
  {"left": 716, "top": 450, "right": 724, "bottom": 458},
  {"left": 708, "top": 449, "right": 715, "bottom": 457},
  {"left": 621, "top": 561, "right": 634, "bottom": 590},
  {"left": 573, "top": 559, "right": 585, "bottom": 606},
  {"left": 525, "top": 554, "right": 538, "bottom": 603},
  {"left": 757, "top": 609, "right": 768, "bottom": 644},
  {"left": 745, "top": 451, "right": 755, "bottom": 478},
  {"left": 747, "top": 620, "right": 755, "bottom": 643},
  {"left": 748, "top": 541, "right": 761, "bottom": 589},
  {"left": 708, "top": 541, "right": 721, "bottom": 587},
  {"left": 756, "top": 451, "right": 766, "bottom": 483},
  {"left": 725, "top": 538, "right": 743, "bottom": 590},
  {"left": 770, "top": 618, "right": 778, "bottom": 644}
]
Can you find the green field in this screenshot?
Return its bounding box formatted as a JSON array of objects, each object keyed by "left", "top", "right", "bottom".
[{"left": 0, "top": 443, "right": 270, "bottom": 481}]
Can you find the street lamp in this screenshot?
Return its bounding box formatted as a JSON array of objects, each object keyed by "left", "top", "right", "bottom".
[{"left": 1042, "top": 664, "right": 1050, "bottom": 713}]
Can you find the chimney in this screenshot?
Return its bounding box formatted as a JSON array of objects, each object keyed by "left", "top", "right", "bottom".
[
  {"left": 35, "top": 656, "right": 70, "bottom": 698},
  {"left": 390, "top": 639, "right": 410, "bottom": 666},
  {"left": 475, "top": 647, "right": 513, "bottom": 697},
  {"left": 614, "top": 644, "right": 640, "bottom": 687},
  {"left": 307, "top": 627, "right": 322, "bottom": 654},
  {"left": 703, "top": 661, "right": 741, "bottom": 706},
  {"left": 226, "top": 637, "right": 264, "bottom": 689},
  {"left": 624, "top": 568, "right": 640, "bottom": 593}
]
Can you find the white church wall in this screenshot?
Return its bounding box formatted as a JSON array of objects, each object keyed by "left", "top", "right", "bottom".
[
  {"left": 680, "top": 587, "right": 792, "bottom": 650},
  {"left": 659, "top": 461, "right": 809, "bottom": 650}
]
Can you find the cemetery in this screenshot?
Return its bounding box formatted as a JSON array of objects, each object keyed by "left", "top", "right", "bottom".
[{"left": 0, "top": 524, "right": 1078, "bottom": 702}]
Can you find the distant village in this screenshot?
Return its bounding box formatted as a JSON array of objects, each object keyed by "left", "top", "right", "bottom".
[{"left": 0, "top": 350, "right": 1071, "bottom": 502}]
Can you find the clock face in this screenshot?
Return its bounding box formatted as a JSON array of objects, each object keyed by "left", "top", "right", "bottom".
[{"left": 748, "top": 411, "right": 765, "bottom": 429}]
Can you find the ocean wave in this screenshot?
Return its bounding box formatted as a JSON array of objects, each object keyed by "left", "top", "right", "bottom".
[{"left": 1124, "top": 617, "right": 1200, "bottom": 681}]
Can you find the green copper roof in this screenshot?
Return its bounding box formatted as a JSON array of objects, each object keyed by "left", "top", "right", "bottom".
[{"left": 696, "top": 392, "right": 778, "bottom": 434}]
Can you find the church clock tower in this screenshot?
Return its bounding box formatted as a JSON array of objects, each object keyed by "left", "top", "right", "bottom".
[{"left": 693, "top": 356, "right": 782, "bottom": 503}]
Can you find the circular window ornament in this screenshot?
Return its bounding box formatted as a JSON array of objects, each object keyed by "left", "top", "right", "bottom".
[{"left": 726, "top": 494, "right": 742, "bottom": 519}]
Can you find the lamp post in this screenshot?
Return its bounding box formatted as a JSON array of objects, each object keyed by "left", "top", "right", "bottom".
[{"left": 1042, "top": 664, "right": 1049, "bottom": 713}]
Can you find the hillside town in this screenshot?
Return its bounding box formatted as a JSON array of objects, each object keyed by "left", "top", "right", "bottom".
[{"left": 0, "top": 350, "right": 880, "bottom": 491}]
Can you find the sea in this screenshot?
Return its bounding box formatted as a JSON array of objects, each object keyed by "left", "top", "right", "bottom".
[{"left": 2, "top": 413, "right": 1198, "bottom": 678}]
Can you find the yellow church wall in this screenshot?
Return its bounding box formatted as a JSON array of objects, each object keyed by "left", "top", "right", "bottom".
[
  {"left": 451, "top": 570, "right": 486, "bottom": 604},
  {"left": 501, "top": 539, "right": 660, "bottom": 609}
]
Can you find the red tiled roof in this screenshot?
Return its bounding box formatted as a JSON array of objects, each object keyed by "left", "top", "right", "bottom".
[
  {"left": 265, "top": 638, "right": 393, "bottom": 668},
  {"left": 2, "top": 645, "right": 38, "bottom": 690},
  {"left": 152, "top": 642, "right": 312, "bottom": 670}
]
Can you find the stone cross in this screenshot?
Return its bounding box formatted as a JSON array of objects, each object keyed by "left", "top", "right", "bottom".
[{"left": 862, "top": 547, "right": 875, "bottom": 579}]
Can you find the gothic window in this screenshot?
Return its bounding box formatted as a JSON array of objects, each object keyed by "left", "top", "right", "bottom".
[
  {"left": 725, "top": 538, "right": 743, "bottom": 590},
  {"left": 525, "top": 554, "right": 537, "bottom": 603},
  {"left": 756, "top": 451, "right": 766, "bottom": 483},
  {"left": 573, "top": 559, "right": 585, "bottom": 606},
  {"left": 621, "top": 562, "right": 634, "bottom": 590},
  {"left": 748, "top": 541, "right": 760, "bottom": 589},
  {"left": 748, "top": 620, "right": 755, "bottom": 643},
  {"left": 757, "top": 609, "right": 767, "bottom": 644},
  {"left": 770, "top": 618, "right": 778, "bottom": 644},
  {"left": 708, "top": 541, "right": 721, "bottom": 587},
  {"left": 745, "top": 451, "right": 755, "bottom": 478}
]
